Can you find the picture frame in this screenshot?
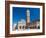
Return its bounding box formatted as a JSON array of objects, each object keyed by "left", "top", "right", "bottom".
[{"left": 5, "top": 1, "right": 45, "bottom": 37}]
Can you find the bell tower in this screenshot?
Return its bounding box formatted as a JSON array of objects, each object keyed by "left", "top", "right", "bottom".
[{"left": 26, "top": 9, "right": 30, "bottom": 26}]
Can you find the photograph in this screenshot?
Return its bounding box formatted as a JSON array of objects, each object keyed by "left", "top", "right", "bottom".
[{"left": 12, "top": 6, "right": 40, "bottom": 31}]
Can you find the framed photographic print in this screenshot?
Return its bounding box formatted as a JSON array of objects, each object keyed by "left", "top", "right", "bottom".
[{"left": 5, "top": 1, "right": 45, "bottom": 37}]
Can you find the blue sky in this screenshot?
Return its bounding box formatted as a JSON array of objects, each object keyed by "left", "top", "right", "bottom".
[{"left": 12, "top": 7, "right": 40, "bottom": 25}]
